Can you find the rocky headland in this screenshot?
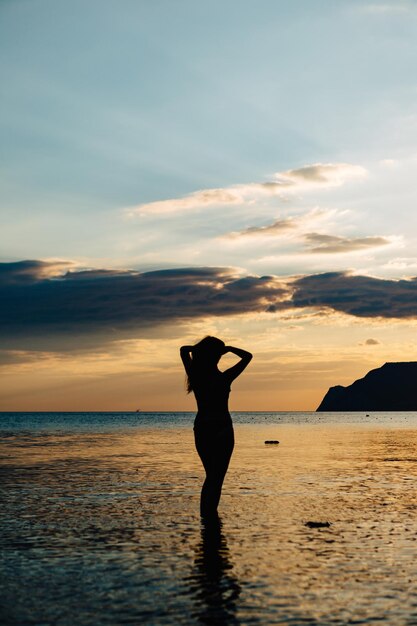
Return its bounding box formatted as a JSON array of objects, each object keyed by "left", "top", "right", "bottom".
[{"left": 317, "top": 362, "right": 417, "bottom": 411}]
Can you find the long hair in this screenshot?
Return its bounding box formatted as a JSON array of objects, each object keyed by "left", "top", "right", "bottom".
[{"left": 186, "top": 336, "right": 225, "bottom": 393}]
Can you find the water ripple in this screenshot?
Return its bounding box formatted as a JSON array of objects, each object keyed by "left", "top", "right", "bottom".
[{"left": 1, "top": 420, "right": 417, "bottom": 624}]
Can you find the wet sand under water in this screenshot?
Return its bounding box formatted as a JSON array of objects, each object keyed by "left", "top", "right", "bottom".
[{"left": 1, "top": 422, "right": 417, "bottom": 625}]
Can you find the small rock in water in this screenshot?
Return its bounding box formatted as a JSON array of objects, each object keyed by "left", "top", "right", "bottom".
[
  {"left": 305, "top": 521, "right": 331, "bottom": 528},
  {"left": 264, "top": 440, "right": 279, "bottom": 445}
]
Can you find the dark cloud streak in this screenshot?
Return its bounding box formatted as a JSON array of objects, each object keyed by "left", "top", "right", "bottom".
[
  {"left": 0, "top": 261, "right": 287, "bottom": 338},
  {"left": 2, "top": 262, "right": 417, "bottom": 353},
  {"left": 293, "top": 272, "right": 417, "bottom": 318}
]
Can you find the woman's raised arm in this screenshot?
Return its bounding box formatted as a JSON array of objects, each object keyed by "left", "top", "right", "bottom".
[
  {"left": 222, "top": 346, "right": 252, "bottom": 382},
  {"left": 180, "top": 345, "right": 193, "bottom": 376}
]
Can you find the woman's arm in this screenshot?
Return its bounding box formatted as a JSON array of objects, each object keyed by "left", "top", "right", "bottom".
[
  {"left": 180, "top": 345, "right": 193, "bottom": 376},
  {"left": 222, "top": 345, "right": 253, "bottom": 382}
]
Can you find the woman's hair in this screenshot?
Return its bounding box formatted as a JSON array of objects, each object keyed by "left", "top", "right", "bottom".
[{"left": 186, "top": 336, "right": 225, "bottom": 393}]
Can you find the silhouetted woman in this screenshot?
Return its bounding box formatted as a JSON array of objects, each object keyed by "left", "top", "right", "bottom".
[{"left": 180, "top": 337, "right": 252, "bottom": 518}]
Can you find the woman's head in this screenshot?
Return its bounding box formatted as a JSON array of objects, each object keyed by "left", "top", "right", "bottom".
[
  {"left": 192, "top": 336, "right": 225, "bottom": 364},
  {"left": 186, "top": 336, "right": 225, "bottom": 392}
]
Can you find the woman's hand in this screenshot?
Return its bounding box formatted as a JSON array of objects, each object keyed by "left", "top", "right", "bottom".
[{"left": 223, "top": 345, "right": 252, "bottom": 359}]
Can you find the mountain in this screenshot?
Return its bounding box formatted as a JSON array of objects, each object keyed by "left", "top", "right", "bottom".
[{"left": 317, "top": 362, "right": 417, "bottom": 411}]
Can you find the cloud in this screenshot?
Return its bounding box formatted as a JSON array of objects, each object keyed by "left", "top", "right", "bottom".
[
  {"left": 224, "top": 217, "right": 296, "bottom": 239},
  {"left": 0, "top": 261, "right": 288, "bottom": 343},
  {"left": 280, "top": 163, "right": 366, "bottom": 186},
  {"left": 0, "top": 259, "right": 75, "bottom": 283},
  {"left": 220, "top": 208, "right": 395, "bottom": 256},
  {"left": 2, "top": 262, "right": 417, "bottom": 354},
  {"left": 127, "top": 188, "right": 245, "bottom": 215},
  {"left": 221, "top": 208, "right": 342, "bottom": 241},
  {"left": 383, "top": 257, "right": 417, "bottom": 273},
  {"left": 127, "top": 163, "right": 367, "bottom": 215},
  {"left": 364, "top": 338, "right": 381, "bottom": 345},
  {"left": 292, "top": 272, "right": 417, "bottom": 319},
  {"left": 0, "top": 349, "right": 54, "bottom": 366},
  {"left": 303, "top": 233, "right": 392, "bottom": 254}
]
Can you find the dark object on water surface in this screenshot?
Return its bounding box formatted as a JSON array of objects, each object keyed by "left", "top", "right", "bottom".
[
  {"left": 264, "top": 440, "right": 279, "bottom": 444},
  {"left": 317, "top": 362, "right": 417, "bottom": 411},
  {"left": 305, "top": 521, "right": 331, "bottom": 528}
]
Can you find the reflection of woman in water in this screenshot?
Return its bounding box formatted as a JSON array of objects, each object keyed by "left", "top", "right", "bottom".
[
  {"left": 180, "top": 337, "right": 252, "bottom": 517},
  {"left": 192, "top": 514, "right": 241, "bottom": 623}
]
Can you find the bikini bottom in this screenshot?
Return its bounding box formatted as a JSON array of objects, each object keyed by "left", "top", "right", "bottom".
[{"left": 193, "top": 416, "right": 234, "bottom": 461}]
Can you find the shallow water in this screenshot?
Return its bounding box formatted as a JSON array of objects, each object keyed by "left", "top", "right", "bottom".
[
  {"left": 1, "top": 414, "right": 417, "bottom": 625},
  {"left": 2, "top": 410, "right": 417, "bottom": 430}
]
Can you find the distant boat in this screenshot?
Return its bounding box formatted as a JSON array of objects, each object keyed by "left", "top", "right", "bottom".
[{"left": 135, "top": 408, "right": 141, "bottom": 413}]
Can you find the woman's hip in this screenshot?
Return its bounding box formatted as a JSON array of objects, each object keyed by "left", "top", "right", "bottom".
[{"left": 193, "top": 418, "right": 234, "bottom": 449}]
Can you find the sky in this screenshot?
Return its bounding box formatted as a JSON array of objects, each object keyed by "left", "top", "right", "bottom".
[{"left": 2, "top": 0, "right": 417, "bottom": 410}]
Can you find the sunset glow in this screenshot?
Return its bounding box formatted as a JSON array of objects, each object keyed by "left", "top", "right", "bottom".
[{"left": 2, "top": 0, "right": 417, "bottom": 409}]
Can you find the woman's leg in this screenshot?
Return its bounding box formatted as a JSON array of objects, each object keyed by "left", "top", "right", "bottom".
[{"left": 194, "top": 424, "right": 234, "bottom": 517}]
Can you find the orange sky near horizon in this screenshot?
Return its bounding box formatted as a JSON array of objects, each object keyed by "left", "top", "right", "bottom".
[{"left": 2, "top": 312, "right": 417, "bottom": 412}]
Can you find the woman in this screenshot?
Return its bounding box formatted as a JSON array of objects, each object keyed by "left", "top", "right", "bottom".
[{"left": 180, "top": 337, "right": 252, "bottom": 518}]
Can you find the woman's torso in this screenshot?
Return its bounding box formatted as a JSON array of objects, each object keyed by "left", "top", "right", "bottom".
[{"left": 192, "top": 371, "right": 231, "bottom": 426}]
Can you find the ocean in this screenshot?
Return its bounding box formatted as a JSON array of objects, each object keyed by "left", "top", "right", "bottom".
[{"left": 1, "top": 412, "right": 417, "bottom": 625}]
